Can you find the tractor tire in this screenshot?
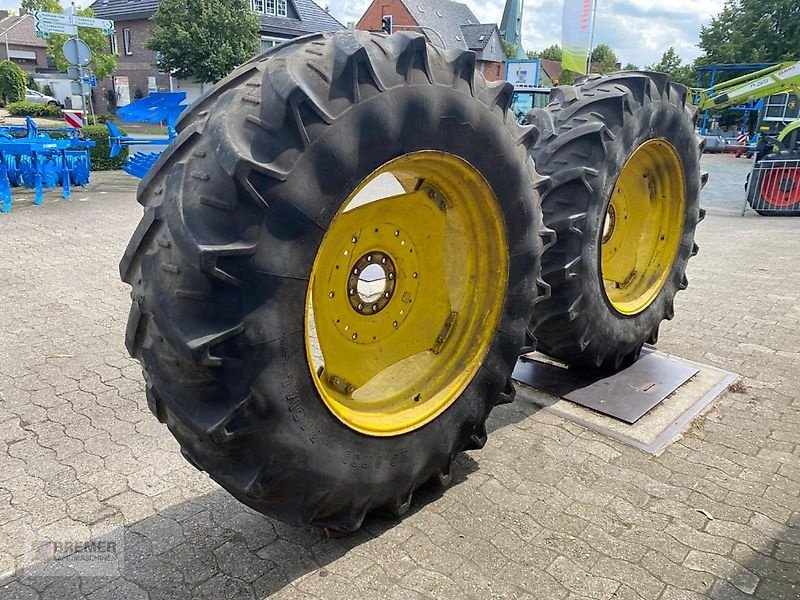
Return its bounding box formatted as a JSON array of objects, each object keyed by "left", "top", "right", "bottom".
[
  {"left": 747, "top": 150, "right": 800, "bottom": 216},
  {"left": 120, "top": 31, "right": 546, "bottom": 531},
  {"left": 526, "top": 72, "right": 705, "bottom": 370}
]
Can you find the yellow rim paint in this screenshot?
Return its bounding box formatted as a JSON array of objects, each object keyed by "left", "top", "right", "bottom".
[
  {"left": 601, "top": 139, "right": 685, "bottom": 315},
  {"left": 305, "top": 151, "right": 508, "bottom": 436}
]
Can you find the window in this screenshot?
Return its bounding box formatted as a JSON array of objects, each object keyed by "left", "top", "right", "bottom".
[
  {"left": 122, "top": 29, "right": 132, "bottom": 55},
  {"left": 109, "top": 33, "right": 118, "bottom": 54},
  {"left": 277, "top": 0, "right": 287, "bottom": 17},
  {"left": 251, "top": 0, "right": 263, "bottom": 11},
  {"left": 259, "top": 36, "right": 284, "bottom": 54},
  {"left": 265, "top": 0, "right": 275, "bottom": 14}
]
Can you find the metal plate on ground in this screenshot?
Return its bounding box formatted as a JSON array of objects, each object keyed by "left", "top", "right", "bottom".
[
  {"left": 513, "top": 351, "right": 699, "bottom": 424},
  {"left": 512, "top": 348, "right": 738, "bottom": 454}
]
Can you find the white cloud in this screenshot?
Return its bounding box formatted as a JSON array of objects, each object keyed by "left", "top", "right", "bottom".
[{"left": 326, "top": 0, "right": 727, "bottom": 67}]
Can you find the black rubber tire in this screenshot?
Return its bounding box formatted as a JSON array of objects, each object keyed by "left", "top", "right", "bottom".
[
  {"left": 119, "top": 31, "right": 547, "bottom": 531},
  {"left": 747, "top": 150, "right": 800, "bottom": 216},
  {"left": 525, "top": 72, "right": 705, "bottom": 370}
]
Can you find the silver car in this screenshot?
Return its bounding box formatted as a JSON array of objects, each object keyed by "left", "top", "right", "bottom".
[{"left": 25, "top": 89, "right": 63, "bottom": 107}]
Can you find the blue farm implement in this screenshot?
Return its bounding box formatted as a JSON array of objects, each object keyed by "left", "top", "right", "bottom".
[
  {"left": 0, "top": 117, "right": 94, "bottom": 213},
  {"left": 107, "top": 92, "right": 188, "bottom": 179}
]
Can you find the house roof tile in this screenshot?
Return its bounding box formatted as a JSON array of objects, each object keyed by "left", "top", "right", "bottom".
[
  {"left": 459, "top": 23, "right": 495, "bottom": 50},
  {"left": 398, "top": 0, "right": 478, "bottom": 50},
  {"left": 90, "top": 0, "right": 343, "bottom": 35},
  {"left": 0, "top": 15, "right": 47, "bottom": 48}
]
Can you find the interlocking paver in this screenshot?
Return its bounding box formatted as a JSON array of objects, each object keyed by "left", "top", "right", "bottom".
[{"left": 0, "top": 158, "right": 798, "bottom": 598}]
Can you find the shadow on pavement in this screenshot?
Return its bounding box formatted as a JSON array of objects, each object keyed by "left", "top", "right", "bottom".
[{"left": 0, "top": 453, "right": 483, "bottom": 598}]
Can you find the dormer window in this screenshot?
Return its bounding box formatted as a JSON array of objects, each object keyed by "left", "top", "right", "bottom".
[{"left": 252, "top": 0, "right": 287, "bottom": 17}]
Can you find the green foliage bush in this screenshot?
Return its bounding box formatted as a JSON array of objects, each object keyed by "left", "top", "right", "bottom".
[
  {"left": 6, "top": 101, "right": 62, "bottom": 118},
  {"left": 82, "top": 124, "right": 128, "bottom": 171},
  {"left": 42, "top": 84, "right": 54, "bottom": 97},
  {"left": 0, "top": 60, "right": 27, "bottom": 105}
]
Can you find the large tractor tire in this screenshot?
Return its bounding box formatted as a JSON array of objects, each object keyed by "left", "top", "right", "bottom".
[
  {"left": 747, "top": 150, "right": 800, "bottom": 216},
  {"left": 119, "top": 31, "right": 546, "bottom": 531},
  {"left": 526, "top": 72, "right": 704, "bottom": 370}
]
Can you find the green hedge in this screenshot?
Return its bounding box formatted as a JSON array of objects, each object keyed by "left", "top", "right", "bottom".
[
  {"left": 0, "top": 61, "right": 26, "bottom": 105},
  {"left": 6, "top": 101, "right": 63, "bottom": 118},
  {"left": 82, "top": 124, "right": 129, "bottom": 171}
]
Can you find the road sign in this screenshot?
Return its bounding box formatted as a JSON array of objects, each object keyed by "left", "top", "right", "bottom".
[
  {"left": 33, "top": 10, "right": 115, "bottom": 38},
  {"left": 83, "top": 74, "right": 97, "bottom": 87},
  {"left": 74, "top": 15, "right": 114, "bottom": 35},
  {"left": 63, "top": 110, "right": 83, "bottom": 129},
  {"left": 33, "top": 10, "right": 76, "bottom": 37},
  {"left": 63, "top": 38, "right": 92, "bottom": 66},
  {"left": 70, "top": 81, "right": 91, "bottom": 95}
]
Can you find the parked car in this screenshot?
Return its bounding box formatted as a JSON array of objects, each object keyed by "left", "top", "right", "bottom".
[{"left": 25, "top": 89, "right": 63, "bottom": 108}]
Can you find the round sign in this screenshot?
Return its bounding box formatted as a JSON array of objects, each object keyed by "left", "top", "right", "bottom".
[{"left": 62, "top": 38, "right": 92, "bottom": 66}]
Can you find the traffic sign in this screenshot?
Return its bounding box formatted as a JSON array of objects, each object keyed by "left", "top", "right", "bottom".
[
  {"left": 33, "top": 10, "right": 115, "bottom": 38},
  {"left": 63, "top": 38, "right": 92, "bottom": 66},
  {"left": 70, "top": 81, "right": 91, "bottom": 95},
  {"left": 83, "top": 74, "right": 97, "bottom": 87},
  {"left": 33, "top": 11, "right": 76, "bottom": 37},
  {"left": 63, "top": 110, "right": 83, "bottom": 129},
  {"left": 74, "top": 15, "right": 114, "bottom": 35}
]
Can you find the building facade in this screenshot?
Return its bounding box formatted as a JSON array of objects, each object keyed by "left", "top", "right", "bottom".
[
  {"left": 356, "top": 0, "right": 506, "bottom": 81},
  {"left": 0, "top": 12, "right": 49, "bottom": 72},
  {"left": 89, "top": 0, "right": 343, "bottom": 111}
]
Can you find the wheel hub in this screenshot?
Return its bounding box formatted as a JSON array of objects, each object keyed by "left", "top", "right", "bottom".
[{"left": 348, "top": 251, "right": 397, "bottom": 315}]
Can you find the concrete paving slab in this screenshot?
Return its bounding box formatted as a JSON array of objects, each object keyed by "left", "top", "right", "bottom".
[{"left": 514, "top": 350, "right": 738, "bottom": 454}]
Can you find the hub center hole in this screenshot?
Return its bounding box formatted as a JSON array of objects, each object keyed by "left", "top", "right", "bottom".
[
  {"left": 602, "top": 203, "right": 616, "bottom": 244},
  {"left": 357, "top": 263, "right": 387, "bottom": 304}
]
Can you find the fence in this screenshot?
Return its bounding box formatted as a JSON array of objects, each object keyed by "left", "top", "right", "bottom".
[{"left": 744, "top": 154, "right": 800, "bottom": 216}]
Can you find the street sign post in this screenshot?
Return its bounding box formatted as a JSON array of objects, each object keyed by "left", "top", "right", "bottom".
[
  {"left": 35, "top": 4, "right": 111, "bottom": 125},
  {"left": 63, "top": 38, "right": 92, "bottom": 66}
]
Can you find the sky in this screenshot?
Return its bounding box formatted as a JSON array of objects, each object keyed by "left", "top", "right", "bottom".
[
  {"left": 1, "top": 0, "right": 729, "bottom": 67},
  {"left": 330, "top": 0, "right": 728, "bottom": 67}
]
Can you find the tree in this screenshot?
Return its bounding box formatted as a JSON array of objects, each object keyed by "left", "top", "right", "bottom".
[
  {"left": 590, "top": 43, "right": 618, "bottom": 72},
  {"left": 528, "top": 44, "right": 562, "bottom": 61},
  {"left": 647, "top": 47, "right": 695, "bottom": 87},
  {"left": 0, "top": 60, "right": 27, "bottom": 105},
  {"left": 147, "top": 0, "right": 259, "bottom": 84},
  {"left": 502, "top": 39, "right": 518, "bottom": 60},
  {"left": 699, "top": 0, "right": 800, "bottom": 65},
  {"left": 21, "top": 0, "right": 61, "bottom": 12},
  {"left": 622, "top": 63, "right": 638, "bottom": 71},
  {"left": 45, "top": 7, "right": 118, "bottom": 81}
]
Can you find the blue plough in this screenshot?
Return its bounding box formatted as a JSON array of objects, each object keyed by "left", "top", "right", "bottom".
[
  {"left": 0, "top": 117, "right": 94, "bottom": 213},
  {"left": 107, "top": 92, "right": 188, "bottom": 179}
]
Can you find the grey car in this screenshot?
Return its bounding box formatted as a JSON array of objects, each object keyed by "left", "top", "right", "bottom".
[{"left": 24, "top": 89, "right": 63, "bottom": 107}]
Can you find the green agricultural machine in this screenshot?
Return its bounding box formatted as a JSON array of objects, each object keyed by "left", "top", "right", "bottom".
[{"left": 120, "top": 31, "right": 704, "bottom": 532}]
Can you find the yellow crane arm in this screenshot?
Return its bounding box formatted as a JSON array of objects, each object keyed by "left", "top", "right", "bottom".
[{"left": 692, "top": 61, "right": 800, "bottom": 111}]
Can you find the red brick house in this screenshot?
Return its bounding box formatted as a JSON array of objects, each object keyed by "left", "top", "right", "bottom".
[
  {"left": 356, "top": 0, "right": 506, "bottom": 81},
  {"left": 90, "top": 0, "right": 343, "bottom": 110},
  {"left": 0, "top": 12, "right": 49, "bottom": 72}
]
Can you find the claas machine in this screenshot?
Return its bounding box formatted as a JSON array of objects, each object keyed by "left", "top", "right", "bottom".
[{"left": 120, "top": 31, "right": 706, "bottom": 532}]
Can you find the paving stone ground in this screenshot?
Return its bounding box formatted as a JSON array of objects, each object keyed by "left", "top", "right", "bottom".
[{"left": 0, "top": 155, "right": 798, "bottom": 599}]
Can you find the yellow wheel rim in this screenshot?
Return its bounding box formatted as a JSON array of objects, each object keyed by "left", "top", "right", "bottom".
[
  {"left": 601, "top": 139, "right": 685, "bottom": 315},
  {"left": 305, "top": 151, "right": 508, "bottom": 436}
]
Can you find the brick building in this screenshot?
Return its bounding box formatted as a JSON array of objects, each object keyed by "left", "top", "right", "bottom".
[
  {"left": 0, "top": 12, "right": 49, "bottom": 72},
  {"left": 90, "top": 0, "right": 343, "bottom": 111},
  {"left": 356, "top": 0, "right": 506, "bottom": 81}
]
